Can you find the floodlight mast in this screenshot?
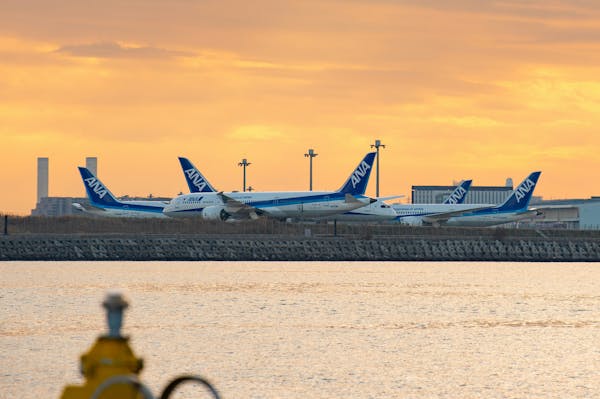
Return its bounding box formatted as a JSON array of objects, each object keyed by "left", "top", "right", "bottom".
[
  {"left": 370, "top": 139, "right": 386, "bottom": 197},
  {"left": 237, "top": 158, "right": 251, "bottom": 192},
  {"left": 304, "top": 149, "right": 318, "bottom": 191}
]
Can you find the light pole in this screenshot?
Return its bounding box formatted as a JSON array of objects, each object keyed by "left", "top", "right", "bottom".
[
  {"left": 304, "top": 148, "right": 318, "bottom": 191},
  {"left": 370, "top": 139, "right": 386, "bottom": 197},
  {"left": 238, "top": 158, "right": 251, "bottom": 192}
]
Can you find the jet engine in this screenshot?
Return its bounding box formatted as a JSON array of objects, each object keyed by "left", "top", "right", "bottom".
[
  {"left": 201, "top": 206, "right": 230, "bottom": 221},
  {"left": 401, "top": 216, "right": 424, "bottom": 226}
]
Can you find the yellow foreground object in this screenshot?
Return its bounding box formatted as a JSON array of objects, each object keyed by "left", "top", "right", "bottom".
[
  {"left": 60, "top": 292, "right": 147, "bottom": 399},
  {"left": 59, "top": 291, "right": 219, "bottom": 399}
]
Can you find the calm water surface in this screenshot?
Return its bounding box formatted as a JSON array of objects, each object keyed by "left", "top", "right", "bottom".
[{"left": 1, "top": 261, "right": 600, "bottom": 398}]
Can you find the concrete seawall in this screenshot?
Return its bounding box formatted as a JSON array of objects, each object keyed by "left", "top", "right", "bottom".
[{"left": 1, "top": 234, "right": 599, "bottom": 261}]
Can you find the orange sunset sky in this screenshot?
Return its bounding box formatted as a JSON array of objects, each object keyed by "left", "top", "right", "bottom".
[{"left": 1, "top": 0, "right": 599, "bottom": 214}]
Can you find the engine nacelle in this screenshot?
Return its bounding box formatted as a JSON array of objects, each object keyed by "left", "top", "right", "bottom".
[
  {"left": 401, "top": 216, "right": 424, "bottom": 226},
  {"left": 201, "top": 206, "right": 230, "bottom": 221}
]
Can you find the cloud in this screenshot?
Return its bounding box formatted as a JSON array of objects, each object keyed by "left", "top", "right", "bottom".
[
  {"left": 55, "top": 41, "right": 192, "bottom": 59},
  {"left": 227, "top": 125, "right": 290, "bottom": 141}
]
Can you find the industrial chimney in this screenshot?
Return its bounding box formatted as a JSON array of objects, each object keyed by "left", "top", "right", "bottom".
[
  {"left": 86, "top": 157, "right": 98, "bottom": 176},
  {"left": 37, "top": 157, "right": 49, "bottom": 204}
]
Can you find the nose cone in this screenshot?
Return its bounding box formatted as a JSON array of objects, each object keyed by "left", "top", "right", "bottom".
[{"left": 162, "top": 204, "right": 178, "bottom": 217}]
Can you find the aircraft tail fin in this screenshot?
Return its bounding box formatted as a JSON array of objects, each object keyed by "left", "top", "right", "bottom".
[
  {"left": 443, "top": 179, "right": 472, "bottom": 204},
  {"left": 178, "top": 157, "right": 218, "bottom": 193},
  {"left": 496, "top": 171, "right": 541, "bottom": 212},
  {"left": 77, "top": 167, "right": 121, "bottom": 206},
  {"left": 337, "top": 152, "right": 376, "bottom": 195}
]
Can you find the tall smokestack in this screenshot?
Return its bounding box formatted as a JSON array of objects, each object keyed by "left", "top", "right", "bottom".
[
  {"left": 86, "top": 157, "right": 98, "bottom": 176},
  {"left": 37, "top": 157, "right": 49, "bottom": 204}
]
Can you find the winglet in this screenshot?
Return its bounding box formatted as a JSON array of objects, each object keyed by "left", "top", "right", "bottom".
[
  {"left": 178, "top": 157, "right": 218, "bottom": 193},
  {"left": 338, "top": 152, "right": 376, "bottom": 195}
]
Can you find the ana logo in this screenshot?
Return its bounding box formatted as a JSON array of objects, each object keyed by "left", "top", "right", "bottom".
[
  {"left": 446, "top": 186, "right": 467, "bottom": 204},
  {"left": 185, "top": 168, "right": 207, "bottom": 192},
  {"left": 514, "top": 178, "right": 535, "bottom": 203},
  {"left": 84, "top": 177, "right": 108, "bottom": 199},
  {"left": 351, "top": 161, "right": 371, "bottom": 188}
]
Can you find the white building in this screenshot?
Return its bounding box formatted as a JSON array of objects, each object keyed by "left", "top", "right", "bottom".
[{"left": 412, "top": 185, "right": 513, "bottom": 204}]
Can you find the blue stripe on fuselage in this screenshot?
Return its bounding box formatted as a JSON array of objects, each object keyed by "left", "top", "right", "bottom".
[
  {"left": 176, "top": 192, "right": 365, "bottom": 212},
  {"left": 169, "top": 208, "right": 206, "bottom": 214},
  {"left": 393, "top": 208, "right": 531, "bottom": 222},
  {"left": 225, "top": 192, "right": 357, "bottom": 209},
  {"left": 89, "top": 201, "right": 165, "bottom": 213}
]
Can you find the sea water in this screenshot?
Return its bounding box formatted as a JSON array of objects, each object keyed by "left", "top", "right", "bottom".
[{"left": 1, "top": 261, "right": 600, "bottom": 398}]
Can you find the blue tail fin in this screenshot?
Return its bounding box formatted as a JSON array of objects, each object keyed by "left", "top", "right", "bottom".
[
  {"left": 337, "top": 152, "right": 376, "bottom": 195},
  {"left": 78, "top": 167, "right": 120, "bottom": 206},
  {"left": 443, "top": 180, "right": 472, "bottom": 204},
  {"left": 496, "top": 171, "right": 541, "bottom": 212},
  {"left": 178, "top": 157, "right": 217, "bottom": 193}
]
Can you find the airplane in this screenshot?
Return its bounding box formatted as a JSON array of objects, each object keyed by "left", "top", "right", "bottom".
[
  {"left": 73, "top": 167, "right": 169, "bottom": 218},
  {"left": 179, "top": 155, "right": 397, "bottom": 223},
  {"left": 178, "top": 157, "right": 218, "bottom": 193},
  {"left": 163, "top": 152, "right": 378, "bottom": 221},
  {"left": 393, "top": 172, "right": 541, "bottom": 227},
  {"left": 318, "top": 179, "right": 472, "bottom": 223}
]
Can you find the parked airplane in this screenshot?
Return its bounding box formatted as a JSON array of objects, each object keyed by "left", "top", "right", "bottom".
[
  {"left": 178, "top": 157, "right": 218, "bottom": 193},
  {"left": 320, "top": 179, "right": 472, "bottom": 223},
  {"left": 393, "top": 172, "right": 541, "bottom": 227},
  {"left": 163, "top": 153, "right": 378, "bottom": 221},
  {"left": 73, "top": 167, "right": 168, "bottom": 218}
]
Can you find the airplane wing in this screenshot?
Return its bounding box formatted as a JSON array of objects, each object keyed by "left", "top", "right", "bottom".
[
  {"left": 530, "top": 205, "right": 575, "bottom": 211},
  {"left": 72, "top": 202, "right": 107, "bottom": 215},
  {"left": 345, "top": 193, "right": 376, "bottom": 204},
  {"left": 527, "top": 205, "right": 577, "bottom": 217},
  {"left": 421, "top": 206, "right": 496, "bottom": 225},
  {"left": 217, "top": 193, "right": 263, "bottom": 220},
  {"left": 377, "top": 195, "right": 405, "bottom": 201}
]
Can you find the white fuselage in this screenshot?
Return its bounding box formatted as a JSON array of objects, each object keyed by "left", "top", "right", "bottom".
[
  {"left": 393, "top": 203, "right": 537, "bottom": 227},
  {"left": 392, "top": 203, "right": 494, "bottom": 218},
  {"left": 443, "top": 209, "right": 538, "bottom": 227},
  {"left": 319, "top": 200, "right": 397, "bottom": 222},
  {"left": 163, "top": 191, "right": 371, "bottom": 219}
]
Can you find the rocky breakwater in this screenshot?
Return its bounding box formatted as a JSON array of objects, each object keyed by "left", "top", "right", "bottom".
[{"left": 1, "top": 234, "right": 599, "bottom": 261}]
